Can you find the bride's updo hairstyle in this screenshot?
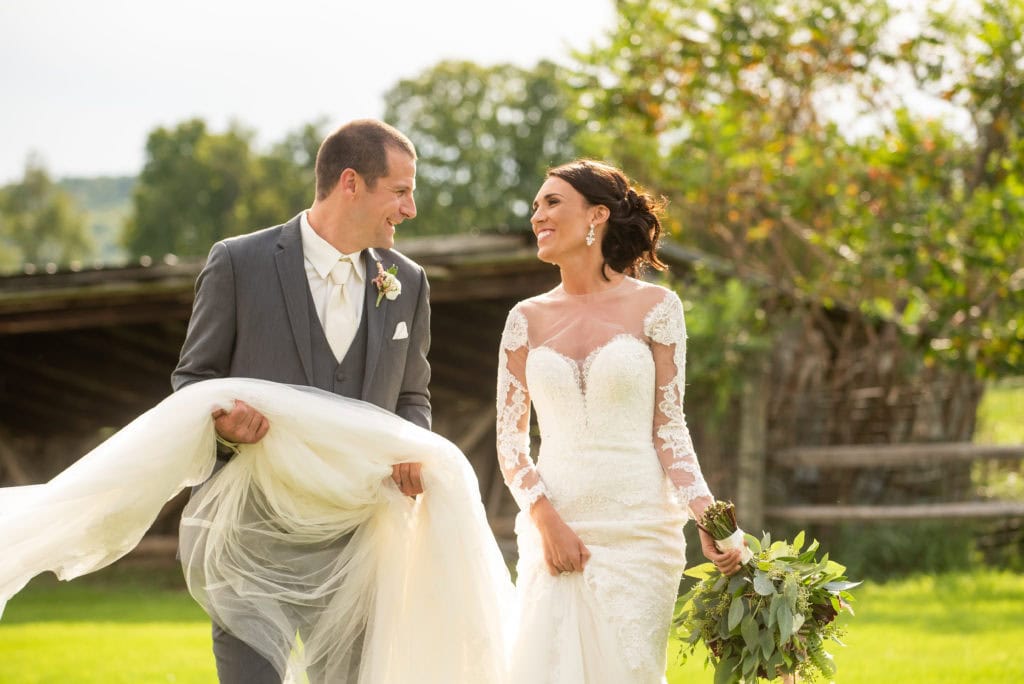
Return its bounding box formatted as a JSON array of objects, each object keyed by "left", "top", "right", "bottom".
[{"left": 548, "top": 159, "right": 668, "bottom": 278}]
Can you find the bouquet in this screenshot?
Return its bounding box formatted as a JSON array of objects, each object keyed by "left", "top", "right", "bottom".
[{"left": 673, "top": 502, "right": 859, "bottom": 683}]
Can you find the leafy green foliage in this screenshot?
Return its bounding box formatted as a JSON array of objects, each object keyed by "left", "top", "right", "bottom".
[
  {"left": 123, "top": 119, "right": 324, "bottom": 258},
  {"left": 674, "top": 530, "right": 858, "bottom": 682},
  {"left": 383, "top": 60, "right": 578, "bottom": 235},
  {"left": 247, "top": 119, "right": 324, "bottom": 231},
  {"left": 0, "top": 156, "right": 94, "bottom": 272},
  {"left": 673, "top": 268, "right": 774, "bottom": 416},
  {"left": 769, "top": 518, "right": 979, "bottom": 581},
  {"left": 572, "top": 0, "right": 1024, "bottom": 377},
  {"left": 123, "top": 119, "right": 253, "bottom": 257}
]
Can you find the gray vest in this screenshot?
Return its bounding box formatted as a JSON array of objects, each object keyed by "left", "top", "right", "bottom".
[{"left": 308, "top": 296, "right": 369, "bottom": 399}]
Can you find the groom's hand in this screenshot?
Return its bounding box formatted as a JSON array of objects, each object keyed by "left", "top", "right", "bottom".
[
  {"left": 212, "top": 400, "right": 269, "bottom": 444},
  {"left": 391, "top": 462, "right": 423, "bottom": 497}
]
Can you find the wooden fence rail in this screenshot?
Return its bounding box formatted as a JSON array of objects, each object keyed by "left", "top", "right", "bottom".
[
  {"left": 761, "top": 443, "right": 1024, "bottom": 523},
  {"left": 772, "top": 443, "right": 1024, "bottom": 469},
  {"left": 767, "top": 501, "right": 1024, "bottom": 522}
]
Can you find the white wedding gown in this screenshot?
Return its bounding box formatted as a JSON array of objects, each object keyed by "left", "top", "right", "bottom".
[
  {"left": 0, "top": 379, "right": 512, "bottom": 683},
  {"left": 497, "top": 278, "right": 714, "bottom": 684}
]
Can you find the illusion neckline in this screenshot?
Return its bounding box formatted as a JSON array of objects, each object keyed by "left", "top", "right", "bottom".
[{"left": 556, "top": 276, "right": 632, "bottom": 302}]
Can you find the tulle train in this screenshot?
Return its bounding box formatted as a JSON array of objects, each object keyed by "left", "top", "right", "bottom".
[{"left": 0, "top": 378, "right": 513, "bottom": 684}]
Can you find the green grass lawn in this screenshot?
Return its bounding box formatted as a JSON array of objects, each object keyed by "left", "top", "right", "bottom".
[
  {"left": 2, "top": 564, "right": 1023, "bottom": 683},
  {"left": 0, "top": 562, "right": 215, "bottom": 684},
  {"left": 975, "top": 380, "right": 1024, "bottom": 445}
]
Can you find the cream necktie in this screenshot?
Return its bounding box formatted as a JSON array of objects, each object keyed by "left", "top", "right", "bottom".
[{"left": 325, "top": 256, "right": 358, "bottom": 361}]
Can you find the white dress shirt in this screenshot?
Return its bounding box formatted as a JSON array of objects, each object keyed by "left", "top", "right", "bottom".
[{"left": 300, "top": 211, "right": 365, "bottom": 359}]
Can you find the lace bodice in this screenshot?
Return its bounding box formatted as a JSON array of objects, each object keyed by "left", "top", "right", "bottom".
[{"left": 496, "top": 277, "right": 713, "bottom": 517}]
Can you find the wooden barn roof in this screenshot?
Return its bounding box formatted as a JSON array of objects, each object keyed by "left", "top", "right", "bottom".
[
  {"left": 0, "top": 233, "right": 704, "bottom": 438},
  {"left": 0, "top": 233, "right": 514, "bottom": 433},
  {"left": 0, "top": 231, "right": 705, "bottom": 437}
]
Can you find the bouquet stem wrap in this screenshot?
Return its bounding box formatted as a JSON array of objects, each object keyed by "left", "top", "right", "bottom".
[{"left": 716, "top": 527, "right": 755, "bottom": 564}]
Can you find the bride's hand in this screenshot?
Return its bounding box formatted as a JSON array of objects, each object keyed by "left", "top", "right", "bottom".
[
  {"left": 530, "top": 497, "right": 591, "bottom": 576},
  {"left": 212, "top": 400, "right": 269, "bottom": 444},
  {"left": 698, "top": 526, "right": 743, "bottom": 576}
]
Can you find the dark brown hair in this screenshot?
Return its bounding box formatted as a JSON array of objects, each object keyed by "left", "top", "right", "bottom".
[
  {"left": 314, "top": 119, "right": 417, "bottom": 200},
  {"left": 547, "top": 159, "right": 667, "bottom": 277}
]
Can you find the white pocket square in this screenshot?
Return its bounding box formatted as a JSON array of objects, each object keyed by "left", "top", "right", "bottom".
[{"left": 392, "top": 321, "right": 409, "bottom": 340}]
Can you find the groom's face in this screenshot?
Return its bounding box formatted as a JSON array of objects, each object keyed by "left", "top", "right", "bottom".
[{"left": 354, "top": 148, "right": 417, "bottom": 249}]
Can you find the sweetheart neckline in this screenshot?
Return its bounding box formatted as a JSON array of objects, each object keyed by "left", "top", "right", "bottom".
[{"left": 529, "top": 334, "right": 650, "bottom": 392}]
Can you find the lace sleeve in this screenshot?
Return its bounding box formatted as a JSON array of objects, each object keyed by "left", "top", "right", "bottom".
[
  {"left": 645, "top": 291, "right": 713, "bottom": 517},
  {"left": 496, "top": 308, "right": 547, "bottom": 510}
]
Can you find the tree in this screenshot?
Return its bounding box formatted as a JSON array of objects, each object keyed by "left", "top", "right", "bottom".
[
  {"left": 571, "top": 0, "right": 1024, "bottom": 376},
  {"left": 245, "top": 119, "right": 325, "bottom": 229},
  {"left": 886, "top": 0, "right": 1024, "bottom": 376},
  {"left": 123, "top": 119, "right": 258, "bottom": 258},
  {"left": 383, "top": 60, "right": 579, "bottom": 235},
  {"left": 123, "top": 119, "right": 328, "bottom": 258},
  {"left": 0, "top": 155, "right": 93, "bottom": 272}
]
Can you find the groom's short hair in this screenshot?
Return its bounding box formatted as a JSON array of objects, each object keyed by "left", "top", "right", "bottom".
[{"left": 315, "top": 119, "right": 417, "bottom": 200}]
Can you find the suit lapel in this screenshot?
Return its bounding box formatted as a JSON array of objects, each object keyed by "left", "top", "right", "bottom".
[
  {"left": 275, "top": 216, "right": 315, "bottom": 385},
  {"left": 361, "top": 248, "right": 389, "bottom": 396}
]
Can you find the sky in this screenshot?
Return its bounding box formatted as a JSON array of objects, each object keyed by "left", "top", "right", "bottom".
[{"left": 0, "top": 0, "right": 617, "bottom": 184}]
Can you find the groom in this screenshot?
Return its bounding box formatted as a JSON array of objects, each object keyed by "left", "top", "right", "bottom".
[{"left": 172, "top": 119, "right": 431, "bottom": 683}]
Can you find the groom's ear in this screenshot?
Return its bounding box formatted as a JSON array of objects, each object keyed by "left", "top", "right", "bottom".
[{"left": 337, "top": 168, "right": 359, "bottom": 196}]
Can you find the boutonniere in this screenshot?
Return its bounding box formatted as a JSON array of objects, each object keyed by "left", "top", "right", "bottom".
[{"left": 373, "top": 261, "right": 402, "bottom": 307}]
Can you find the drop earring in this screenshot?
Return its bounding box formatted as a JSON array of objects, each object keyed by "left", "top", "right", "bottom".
[{"left": 585, "top": 223, "right": 596, "bottom": 246}]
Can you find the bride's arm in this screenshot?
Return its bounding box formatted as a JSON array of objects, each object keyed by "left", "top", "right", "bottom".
[
  {"left": 496, "top": 308, "right": 589, "bottom": 575},
  {"left": 496, "top": 308, "right": 546, "bottom": 511},
  {"left": 646, "top": 292, "right": 743, "bottom": 575},
  {"left": 645, "top": 292, "right": 713, "bottom": 509}
]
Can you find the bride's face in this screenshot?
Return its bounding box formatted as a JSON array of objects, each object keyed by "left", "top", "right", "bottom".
[{"left": 530, "top": 177, "right": 592, "bottom": 264}]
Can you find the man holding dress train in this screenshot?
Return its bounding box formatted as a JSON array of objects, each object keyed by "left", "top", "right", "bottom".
[{"left": 173, "top": 118, "right": 432, "bottom": 684}]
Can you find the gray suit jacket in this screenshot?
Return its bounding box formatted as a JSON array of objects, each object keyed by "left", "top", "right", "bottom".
[{"left": 172, "top": 214, "right": 431, "bottom": 429}]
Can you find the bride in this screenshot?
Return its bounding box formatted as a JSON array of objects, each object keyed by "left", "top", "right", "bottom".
[{"left": 497, "top": 159, "right": 743, "bottom": 683}]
